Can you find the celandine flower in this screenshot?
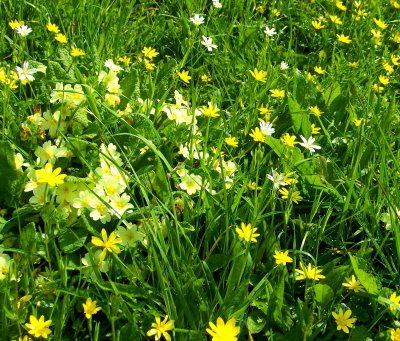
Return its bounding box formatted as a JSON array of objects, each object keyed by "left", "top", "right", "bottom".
[
  {"left": 142, "top": 47, "right": 159, "bottom": 60},
  {"left": 332, "top": 308, "right": 356, "bottom": 334},
  {"left": 177, "top": 70, "right": 191, "bottom": 84},
  {"left": 206, "top": 317, "right": 240, "bottom": 341},
  {"left": 249, "top": 68, "right": 267, "bottom": 82},
  {"left": 147, "top": 315, "right": 174, "bottom": 341},
  {"left": 25, "top": 315, "right": 52, "bottom": 338},
  {"left": 295, "top": 262, "right": 325, "bottom": 281},
  {"left": 91, "top": 228, "right": 122, "bottom": 261},
  {"left": 273, "top": 250, "right": 293, "bottom": 266},
  {"left": 83, "top": 298, "right": 101, "bottom": 319},
  {"left": 236, "top": 223, "right": 260, "bottom": 243},
  {"left": 35, "top": 163, "right": 67, "bottom": 187},
  {"left": 342, "top": 275, "right": 365, "bottom": 292},
  {"left": 46, "top": 22, "right": 60, "bottom": 33}
]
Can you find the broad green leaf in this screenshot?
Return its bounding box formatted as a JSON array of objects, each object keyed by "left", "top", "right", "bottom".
[
  {"left": 349, "top": 254, "right": 379, "bottom": 295},
  {"left": 120, "top": 68, "right": 140, "bottom": 107},
  {"left": 0, "top": 141, "right": 25, "bottom": 207},
  {"left": 323, "top": 82, "right": 341, "bottom": 107},
  {"left": 59, "top": 228, "right": 88, "bottom": 253},
  {"left": 247, "top": 310, "right": 266, "bottom": 334},
  {"left": 288, "top": 97, "right": 311, "bottom": 136},
  {"left": 314, "top": 283, "right": 334, "bottom": 308}
]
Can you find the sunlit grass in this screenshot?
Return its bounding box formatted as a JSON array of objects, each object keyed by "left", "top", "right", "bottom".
[{"left": 0, "top": 0, "right": 400, "bottom": 340}]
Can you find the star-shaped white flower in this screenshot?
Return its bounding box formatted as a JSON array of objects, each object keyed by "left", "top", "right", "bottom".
[
  {"left": 201, "top": 36, "right": 218, "bottom": 51},
  {"left": 264, "top": 26, "right": 277, "bottom": 37},
  {"left": 299, "top": 135, "right": 321, "bottom": 153},
  {"left": 190, "top": 14, "right": 205, "bottom": 26}
]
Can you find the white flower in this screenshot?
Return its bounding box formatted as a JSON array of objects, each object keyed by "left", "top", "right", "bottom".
[
  {"left": 212, "top": 0, "right": 222, "bottom": 8},
  {"left": 179, "top": 174, "right": 202, "bottom": 195},
  {"left": 267, "top": 169, "right": 287, "bottom": 189},
  {"left": 190, "top": 14, "right": 205, "bottom": 26},
  {"left": 299, "top": 135, "right": 321, "bottom": 153},
  {"left": 15, "top": 25, "right": 32, "bottom": 37},
  {"left": 117, "top": 223, "right": 145, "bottom": 247},
  {"left": 264, "top": 26, "right": 277, "bottom": 37},
  {"left": 104, "top": 59, "right": 123, "bottom": 72},
  {"left": 0, "top": 254, "right": 11, "bottom": 281},
  {"left": 259, "top": 121, "right": 275, "bottom": 136},
  {"left": 201, "top": 36, "right": 218, "bottom": 51},
  {"left": 178, "top": 144, "right": 190, "bottom": 158},
  {"left": 16, "top": 61, "right": 37, "bottom": 83},
  {"left": 280, "top": 61, "right": 289, "bottom": 70}
]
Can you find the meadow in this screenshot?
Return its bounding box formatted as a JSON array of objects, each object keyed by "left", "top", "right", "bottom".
[{"left": 1, "top": 0, "right": 400, "bottom": 340}]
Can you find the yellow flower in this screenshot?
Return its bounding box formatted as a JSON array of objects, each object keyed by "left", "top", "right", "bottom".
[
  {"left": 371, "top": 29, "right": 383, "bottom": 39},
  {"left": 273, "top": 250, "right": 293, "bottom": 265},
  {"left": 392, "top": 55, "right": 400, "bottom": 66},
  {"left": 46, "top": 22, "right": 60, "bottom": 33},
  {"left": 379, "top": 75, "right": 390, "bottom": 86},
  {"left": 145, "top": 60, "right": 156, "bottom": 71},
  {"left": 235, "top": 222, "right": 260, "bottom": 243},
  {"left": 311, "top": 124, "right": 321, "bottom": 134},
  {"left": 36, "top": 163, "right": 67, "bottom": 187},
  {"left": 353, "top": 118, "right": 365, "bottom": 126},
  {"left": 258, "top": 105, "right": 273, "bottom": 116},
  {"left": 247, "top": 181, "right": 261, "bottom": 190},
  {"left": 332, "top": 308, "right": 357, "bottom": 334},
  {"left": 70, "top": 46, "right": 86, "bottom": 57},
  {"left": 374, "top": 18, "right": 388, "bottom": 30},
  {"left": 25, "top": 315, "right": 52, "bottom": 339},
  {"left": 271, "top": 9, "right": 280, "bottom": 16},
  {"left": 177, "top": 70, "right": 191, "bottom": 84},
  {"left": 270, "top": 89, "right": 285, "bottom": 99},
  {"left": 337, "top": 34, "right": 351, "bottom": 44},
  {"left": 55, "top": 33, "right": 68, "bottom": 43},
  {"left": 391, "top": 328, "right": 400, "bottom": 341},
  {"left": 279, "top": 188, "right": 303, "bottom": 204},
  {"left": 372, "top": 83, "right": 384, "bottom": 92},
  {"left": 281, "top": 133, "right": 298, "bottom": 147},
  {"left": 389, "top": 292, "right": 400, "bottom": 311},
  {"left": 295, "top": 262, "right": 325, "bottom": 281},
  {"left": 348, "top": 61, "right": 359, "bottom": 68},
  {"left": 201, "top": 74, "right": 212, "bottom": 82},
  {"left": 118, "top": 56, "right": 131, "bottom": 65},
  {"left": 9, "top": 20, "right": 24, "bottom": 29},
  {"left": 392, "top": 0, "right": 400, "bottom": 8},
  {"left": 329, "top": 15, "right": 343, "bottom": 25},
  {"left": 314, "top": 66, "right": 325, "bottom": 75},
  {"left": 224, "top": 136, "right": 238, "bottom": 147},
  {"left": 249, "top": 127, "right": 265, "bottom": 143},
  {"left": 335, "top": 0, "right": 347, "bottom": 11},
  {"left": 201, "top": 102, "right": 220, "bottom": 117},
  {"left": 353, "top": 9, "right": 368, "bottom": 20},
  {"left": 82, "top": 298, "right": 101, "bottom": 319},
  {"left": 147, "top": 315, "right": 174, "bottom": 341},
  {"left": 91, "top": 228, "right": 122, "bottom": 261},
  {"left": 382, "top": 62, "right": 394, "bottom": 73},
  {"left": 342, "top": 275, "right": 365, "bottom": 292},
  {"left": 249, "top": 68, "right": 267, "bottom": 82},
  {"left": 142, "top": 47, "right": 159, "bottom": 60},
  {"left": 312, "top": 20, "right": 324, "bottom": 30},
  {"left": 309, "top": 106, "right": 323, "bottom": 117},
  {"left": 206, "top": 317, "right": 240, "bottom": 341}
]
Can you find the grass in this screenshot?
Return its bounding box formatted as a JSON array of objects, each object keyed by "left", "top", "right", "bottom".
[{"left": 1, "top": 0, "right": 400, "bottom": 340}]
